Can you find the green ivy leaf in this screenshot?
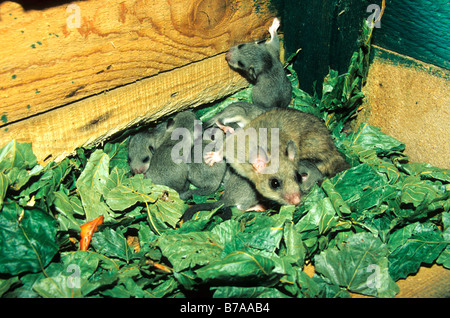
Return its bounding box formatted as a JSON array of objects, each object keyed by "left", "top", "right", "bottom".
[
  {"left": 156, "top": 231, "right": 223, "bottom": 272},
  {"left": 32, "top": 251, "right": 116, "bottom": 298},
  {"left": 315, "top": 232, "right": 399, "bottom": 298},
  {"left": 196, "top": 251, "right": 280, "bottom": 286},
  {"left": 388, "top": 222, "right": 447, "bottom": 281},
  {"left": 0, "top": 201, "right": 58, "bottom": 275},
  {"left": 0, "top": 140, "right": 39, "bottom": 191},
  {"left": 104, "top": 172, "right": 185, "bottom": 234},
  {"left": 0, "top": 172, "right": 8, "bottom": 209},
  {"left": 76, "top": 149, "right": 112, "bottom": 221},
  {"left": 91, "top": 227, "right": 132, "bottom": 262}
]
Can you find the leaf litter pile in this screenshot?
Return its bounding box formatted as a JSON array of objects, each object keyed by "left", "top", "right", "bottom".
[{"left": 1, "top": 22, "right": 449, "bottom": 298}]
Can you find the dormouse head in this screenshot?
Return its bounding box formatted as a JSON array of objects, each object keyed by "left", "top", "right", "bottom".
[
  {"left": 166, "top": 111, "right": 199, "bottom": 164},
  {"left": 249, "top": 139, "right": 302, "bottom": 206},
  {"left": 297, "top": 160, "right": 324, "bottom": 194},
  {"left": 167, "top": 111, "right": 197, "bottom": 133},
  {"left": 128, "top": 131, "right": 156, "bottom": 175},
  {"left": 225, "top": 41, "right": 274, "bottom": 83},
  {"left": 127, "top": 121, "right": 169, "bottom": 175}
]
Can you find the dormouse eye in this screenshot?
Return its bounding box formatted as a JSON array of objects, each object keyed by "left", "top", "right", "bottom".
[
  {"left": 142, "top": 156, "right": 150, "bottom": 163},
  {"left": 148, "top": 145, "right": 154, "bottom": 154},
  {"left": 237, "top": 61, "right": 245, "bottom": 68},
  {"left": 237, "top": 44, "right": 244, "bottom": 49},
  {"left": 269, "top": 178, "right": 281, "bottom": 190},
  {"left": 256, "top": 39, "right": 266, "bottom": 45}
]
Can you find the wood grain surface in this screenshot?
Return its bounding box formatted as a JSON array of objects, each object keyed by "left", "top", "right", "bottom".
[
  {"left": 1, "top": 53, "right": 249, "bottom": 163},
  {"left": 0, "top": 0, "right": 277, "bottom": 163},
  {"left": 0, "top": 0, "right": 276, "bottom": 126},
  {"left": 356, "top": 46, "right": 450, "bottom": 169}
]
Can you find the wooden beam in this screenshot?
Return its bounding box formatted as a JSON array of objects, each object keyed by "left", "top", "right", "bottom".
[
  {"left": 281, "top": 0, "right": 371, "bottom": 95},
  {"left": 0, "top": 0, "right": 276, "bottom": 126},
  {"left": 1, "top": 53, "right": 249, "bottom": 164},
  {"left": 356, "top": 46, "right": 450, "bottom": 169}
]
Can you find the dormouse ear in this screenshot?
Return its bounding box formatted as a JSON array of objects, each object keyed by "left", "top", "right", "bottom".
[
  {"left": 166, "top": 118, "right": 175, "bottom": 130},
  {"left": 286, "top": 140, "right": 297, "bottom": 161},
  {"left": 151, "top": 121, "right": 168, "bottom": 141},
  {"left": 250, "top": 146, "right": 270, "bottom": 174},
  {"left": 248, "top": 67, "right": 257, "bottom": 82},
  {"left": 153, "top": 121, "right": 167, "bottom": 133}
]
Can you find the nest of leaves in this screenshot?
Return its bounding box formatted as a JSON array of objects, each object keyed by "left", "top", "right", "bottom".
[{"left": 0, "top": 21, "right": 448, "bottom": 298}]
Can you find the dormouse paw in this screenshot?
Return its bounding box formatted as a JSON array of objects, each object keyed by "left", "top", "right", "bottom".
[
  {"left": 245, "top": 203, "right": 266, "bottom": 212},
  {"left": 204, "top": 151, "right": 222, "bottom": 166},
  {"left": 216, "top": 121, "right": 235, "bottom": 134}
]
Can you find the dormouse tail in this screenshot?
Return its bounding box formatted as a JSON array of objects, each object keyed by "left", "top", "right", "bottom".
[{"left": 182, "top": 201, "right": 231, "bottom": 222}]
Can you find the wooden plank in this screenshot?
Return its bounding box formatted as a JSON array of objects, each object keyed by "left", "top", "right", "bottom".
[
  {"left": 0, "top": 53, "right": 248, "bottom": 164},
  {"left": 395, "top": 264, "right": 450, "bottom": 298},
  {"left": 281, "top": 0, "right": 372, "bottom": 94},
  {"left": 0, "top": 0, "right": 276, "bottom": 126},
  {"left": 355, "top": 46, "right": 450, "bottom": 169}
]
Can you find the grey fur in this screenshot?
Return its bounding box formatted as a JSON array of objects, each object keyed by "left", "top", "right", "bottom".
[
  {"left": 144, "top": 111, "right": 197, "bottom": 193},
  {"left": 179, "top": 138, "right": 228, "bottom": 200},
  {"left": 225, "top": 18, "right": 292, "bottom": 109},
  {"left": 205, "top": 102, "right": 267, "bottom": 133},
  {"left": 128, "top": 123, "right": 167, "bottom": 175},
  {"left": 297, "top": 159, "right": 324, "bottom": 195},
  {"left": 204, "top": 108, "right": 350, "bottom": 207},
  {"left": 182, "top": 160, "right": 325, "bottom": 222},
  {"left": 182, "top": 171, "right": 262, "bottom": 222}
]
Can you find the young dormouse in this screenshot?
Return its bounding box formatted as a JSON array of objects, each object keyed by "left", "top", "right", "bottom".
[
  {"left": 205, "top": 126, "right": 302, "bottom": 206},
  {"left": 182, "top": 159, "right": 325, "bottom": 222},
  {"left": 144, "top": 111, "right": 197, "bottom": 193},
  {"left": 225, "top": 18, "right": 292, "bottom": 109},
  {"left": 205, "top": 108, "right": 349, "bottom": 206},
  {"left": 297, "top": 159, "right": 324, "bottom": 194},
  {"left": 181, "top": 170, "right": 264, "bottom": 222},
  {"left": 128, "top": 123, "right": 167, "bottom": 175},
  {"left": 129, "top": 111, "right": 227, "bottom": 199},
  {"left": 179, "top": 137, "right": 228, "bottom": 201},
  {"left": 261, "top": 109, "right": 350, "bottom": 178},
  {"left": 204, "top": 102, "right": 267, "bottom": 134}
]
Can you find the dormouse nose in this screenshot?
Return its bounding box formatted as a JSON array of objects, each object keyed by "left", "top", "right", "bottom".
[
  {"left": 225, "top": 50, "right": 232, "bottom": 61},
  {"left": 285, "top": 192, "right": 301, "bottom": 206}
]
